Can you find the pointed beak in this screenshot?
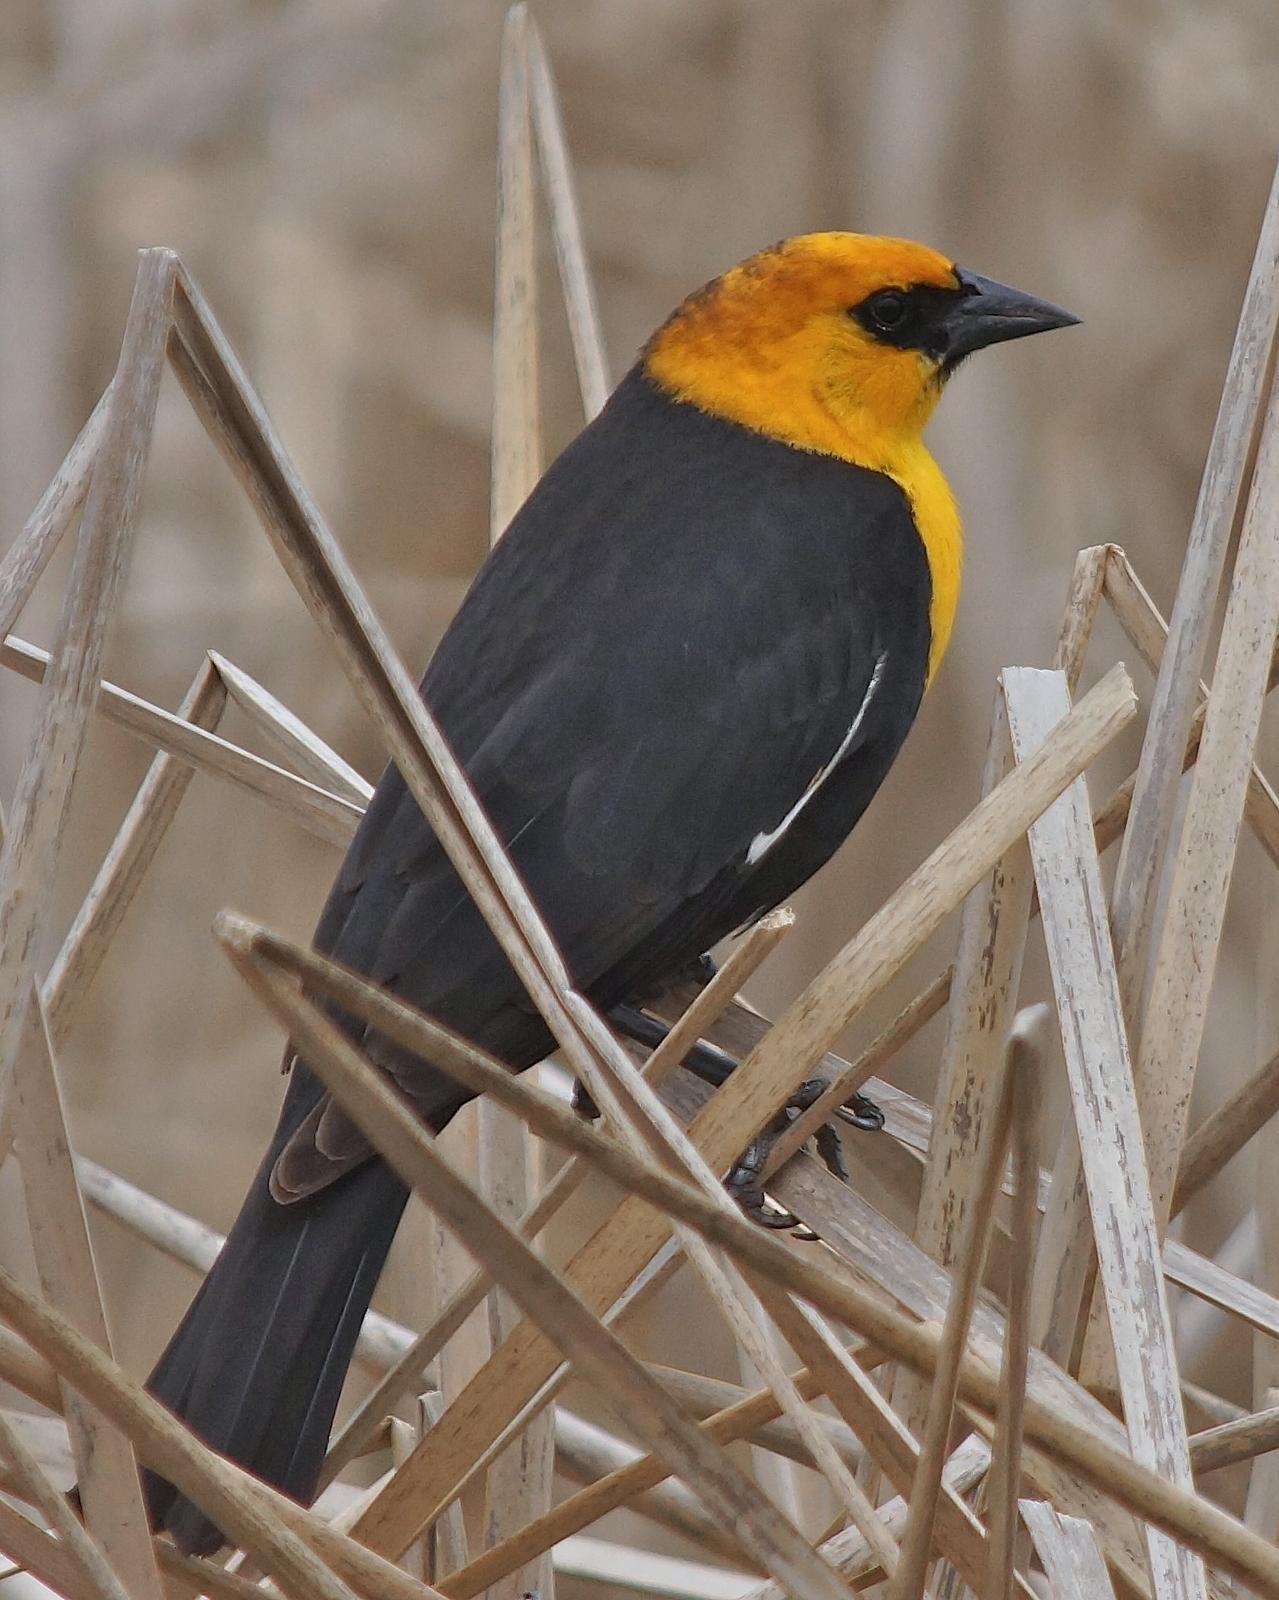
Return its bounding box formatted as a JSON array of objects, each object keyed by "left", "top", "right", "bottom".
[{"left": 941, "top": 268, "right": 1080, "bottom": 370}]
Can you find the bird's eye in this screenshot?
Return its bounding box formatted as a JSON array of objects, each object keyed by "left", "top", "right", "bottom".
[{"left": 867, "top": 291, "right": 907, "bottom": 331}]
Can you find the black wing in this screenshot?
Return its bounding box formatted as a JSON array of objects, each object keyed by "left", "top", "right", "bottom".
[{"left": 276, "top": 369, "right": 931, "bottom": 1195}]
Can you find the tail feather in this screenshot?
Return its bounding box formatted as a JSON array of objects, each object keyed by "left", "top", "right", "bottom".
[{"left": 145, "top": 1146, "right": 408, "bottom": 1555}]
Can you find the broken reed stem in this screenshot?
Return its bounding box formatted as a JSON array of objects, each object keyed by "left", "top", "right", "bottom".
[
  {"left": 483, "top": 17, "right": 551, "bottom": 1585},
  {"left": 0, "top": 759, "right": 162, "bottom": 1600},
  {"left": 646, "top": 1362, "right": 865, "bottom": 1474},
  {"left": 525, "top": 9, "right": 610, "bottom": 417},
  {"left": 889, "top": 1022, "right": 1016, "bottom": 1600},
  {"left": 893, "top": 689, "right": 1030, "bottom": 1453},
  {"left": 1193, "top": 1405, "right": 1279, "bottom": 1476},
  {"left": 1104, "top": 546, "right": 1279, "bottom": 869},
  {"left": 1019, "top": 1501, "right": 1118, "bottom": 1600},
  {"left": 11, "top": 992, "right": 161, "bottom": 1598},
  {"left": 492, "top": 1, "right": 541, "bottom": 537},
  {"left": 207, "top": 650, "right": 372, "bottom": 803},
  {"left": 984, "top": 1013, "right": 1045, "bottom": 1600},
  {"left": 1052, "top": 543, "right": 1109, "bottom": 691},
  {"left": 1005, "top": 667, "right": 1203, "bottom": 1597}
]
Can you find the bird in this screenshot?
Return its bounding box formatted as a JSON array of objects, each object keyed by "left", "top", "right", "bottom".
[{"left": 144, "top": 231, "right": 1077, "bottom": 1552}]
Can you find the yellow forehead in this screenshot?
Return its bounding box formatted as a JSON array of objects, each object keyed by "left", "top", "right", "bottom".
[{"left": 658, "top": 232, "right": 958, "bottom": 345}]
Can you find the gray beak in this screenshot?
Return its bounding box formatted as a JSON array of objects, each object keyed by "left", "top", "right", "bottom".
[{"left": 941, "top": 267, "right": 1080, "bottom": 370}]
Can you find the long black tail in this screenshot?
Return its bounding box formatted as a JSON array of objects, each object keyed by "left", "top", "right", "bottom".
[{"left": 144, "top": 1128, "right": 408, "bottom": 1554}]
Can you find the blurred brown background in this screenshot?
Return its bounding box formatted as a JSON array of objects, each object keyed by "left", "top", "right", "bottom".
[{"left": 2, "top": 0, "right": 1278, "bottom": 1583}]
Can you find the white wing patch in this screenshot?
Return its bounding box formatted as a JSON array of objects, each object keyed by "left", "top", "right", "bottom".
[{"left": 746, "top": 651, "right": 888, "bottom": 867}]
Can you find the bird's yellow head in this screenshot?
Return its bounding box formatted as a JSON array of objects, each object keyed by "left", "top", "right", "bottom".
[
  {"left": 645, "top": 232, "right": 1077, "bottom": 682},
  {"left": 644, "top": 232, "right": 1076, "bottom": 471}
]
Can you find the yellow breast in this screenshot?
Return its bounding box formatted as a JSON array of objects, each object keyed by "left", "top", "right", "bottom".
[{"left": 882, "top": 440, "right": 963, "bottom": 684}]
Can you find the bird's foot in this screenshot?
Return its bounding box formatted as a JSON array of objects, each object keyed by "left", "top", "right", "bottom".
[
  {"left": 725, "top": 1076, "right": 882, "bottom": 1230},
  {"left": 605, "top": 1000, "right": 883, "bottom": 1226},
  {"left": 841, "top": 1090, "right": 886, "bottom": 1132}
]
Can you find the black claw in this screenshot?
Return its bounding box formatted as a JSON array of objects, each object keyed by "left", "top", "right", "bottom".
[
  {"left": 787, "top": 1078, "right": 882, "bottom": 1131},
  {"left": 725, "top": 1155, "right": 804, "bottom": 1229},
  {"left": 844, "top": 1091, "right": 885, "bottom": 1131},
  {"left": 753, "top": 1204, "right": 805, "bottom": 1230},
  {"left": 815, "top": 1119, "right": 849, "bottom": 1182},
  {"left": 725, "top": 1119, "right": 800, "bottom": 1227}
]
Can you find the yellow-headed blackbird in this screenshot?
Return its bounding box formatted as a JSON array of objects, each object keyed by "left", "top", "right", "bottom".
[{"left": 146, "top": 233, "right": 1076, "bottom": 1549}]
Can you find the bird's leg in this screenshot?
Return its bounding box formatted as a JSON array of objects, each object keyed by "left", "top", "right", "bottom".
[
  {"left": 606, "top": 1002, "right": 882, "bottom": 1227},
  {"left": 607, "top": 1001, "right": 743, "bottom": 1088}
]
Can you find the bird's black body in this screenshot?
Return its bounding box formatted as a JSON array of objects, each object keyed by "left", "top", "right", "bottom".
[{"left": 147, "top": 366, "right": 933, "bottom": 1551}]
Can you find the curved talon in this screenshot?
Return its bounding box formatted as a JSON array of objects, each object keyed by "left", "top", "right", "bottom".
[
  {"left": 845, "top": 1091, "right": 885, "bottom": 1131},
  {"left": 789, "top": 1077, "right": 884, "bottom": 1133},
  {"left": 725, "top": 1121, "right": 802, "bottom": 1228},
  {"left": 758, "top": 1206, "right": 805, "bottom": 1230},
  {"left": 725, "top": 1161, "right": 804, "bottom": 1229},
  {"left": 814, "top": 1119, "right": 849, "bottom": 1182}
]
